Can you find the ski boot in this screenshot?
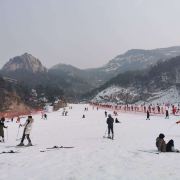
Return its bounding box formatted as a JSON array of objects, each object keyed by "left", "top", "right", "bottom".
[
  {"left": 108, "top": 134, "right": 111, "bottom": 139},
  {"left": 26, "top": 142, "right": 32, "bottom": 147},
  {"left": 17, "top": 142, "right": 24, "bottom": 146}
]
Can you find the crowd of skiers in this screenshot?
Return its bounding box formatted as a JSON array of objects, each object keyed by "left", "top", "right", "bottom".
[{"left": 90, "top": 102, "right": 180, "bottom": 116}]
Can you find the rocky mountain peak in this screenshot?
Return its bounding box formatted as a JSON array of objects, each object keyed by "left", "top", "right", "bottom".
[{"left": 2, "top": 53, "right": 47, "bottom": 73}]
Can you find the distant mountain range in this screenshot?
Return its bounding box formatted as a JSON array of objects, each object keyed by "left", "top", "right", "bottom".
[
  {"left": 50, "top": 46, "right": 180, "bottom": 86},
  {"left": 90, "top": 56, "right": 180, "bottom": 104},
  {"left": 1, "top": 46, "right": 180, "bottom": 109}
]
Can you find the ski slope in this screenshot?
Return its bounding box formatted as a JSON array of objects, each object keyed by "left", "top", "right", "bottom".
[{"left": 1, "top": 104, "right": 180, "bottom": 180}]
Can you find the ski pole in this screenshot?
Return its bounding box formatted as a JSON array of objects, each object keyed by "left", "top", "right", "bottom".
[
  {"left": 6, "top": 128, "right": 8, "bottom": 141},
  {"left": 103, "top": 127, "right": 108, "bottom": 138},
  {"left": 16, "top": 126, "right": 20, "bottom": 140}
]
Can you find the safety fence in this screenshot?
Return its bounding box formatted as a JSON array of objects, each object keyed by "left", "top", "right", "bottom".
[
  {"left": 0, "top": 109, "right": 43, "bottom": 119},
  {"left": 89, "top": 102, "right": 180, "bottom": 116}
]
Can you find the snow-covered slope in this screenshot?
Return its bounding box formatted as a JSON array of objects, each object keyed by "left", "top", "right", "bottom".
[
  {"left": 146, "top": 86, "right": 180, "bottom": 104},
  {"left": 93, "top": 85, "right": 180, "bottom": 105},
  {"left": 92, "top": 86, "right": 140, "bottom": 104},
  {"left": 1, "top": 104, "right": 180, "bottom": 180}
]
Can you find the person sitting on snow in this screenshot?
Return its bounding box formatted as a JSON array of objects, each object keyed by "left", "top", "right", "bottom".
[
  {"left": 166, "top": 139, "right": 179, "bottom": 152},
  {"left": 156, "top": 133, "right": 179, "bottom": 153},
  {"left": 17, "top": 116, "right": 34, "bottom": 146},
  {"left": 156, "top": 133, "right": 166, "bottom": 152},
  {"left": 115, "top": 118, "right": 120, "bottom": 123}
]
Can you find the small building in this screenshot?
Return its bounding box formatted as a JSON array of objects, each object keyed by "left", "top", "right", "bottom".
[{"left": 53, "top": 99, "right": 67, "bottom": 111}]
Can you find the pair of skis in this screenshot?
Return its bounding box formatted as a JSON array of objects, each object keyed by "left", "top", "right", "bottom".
[
  {"left": 103, "top": 136, "right": 114, "bottom": 140},
  {"left": 0, "top": 150, "right": 19, "bottom": 154},
  {"left": 138, "top": 150, "right": 159, "bottom": 154},
  {"left": 0, "top": 145, "right": 74, "bottom": 154},
  {"left": 40, "top": 146, "right": 74, "bottom": 152}
]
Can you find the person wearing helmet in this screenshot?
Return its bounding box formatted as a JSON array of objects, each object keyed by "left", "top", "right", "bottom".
[{"left": 106, "top": 114, "right": 114, "bottom": 139}]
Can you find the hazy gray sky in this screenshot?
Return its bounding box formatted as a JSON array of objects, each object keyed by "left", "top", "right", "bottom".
[{"left": 0, "top": 0, "right": 180, "bottom": 69}]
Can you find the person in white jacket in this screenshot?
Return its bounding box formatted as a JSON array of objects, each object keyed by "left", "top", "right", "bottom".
[{"left": 17, "top": 116, "right": 34, "bottom": 146}]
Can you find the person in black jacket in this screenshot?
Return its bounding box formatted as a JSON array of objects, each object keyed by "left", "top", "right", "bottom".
[
  {"left": 146, "top": 110, "right": 150, "bottom": 120},
  {"left": 166, "top": 139, "right": 179, "bottom": 152},
  {"left": 104, "top": 111, "right": 107, "bottom": 117},
  {"left": 0, "top": 117, "right": 8, "bottom": 142},
  {"left": 106, "top": 114, "right": 114, "bottom": 139}
]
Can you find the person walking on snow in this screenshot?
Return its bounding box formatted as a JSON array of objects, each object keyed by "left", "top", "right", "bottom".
[
  {"left": 44, "top": 113, "right": 47, "bottom": 120},
  {"left": 106, "top": 114, "right": 114, "bottom": 139},
  {"left": 0, "top": 117, "right": 8, "bottom": 142},
  {"left": 165, "top": 109, "right": 169, "bottom": 119},
  {"left": 105, "top": 111, "right": 107, "bottom": 117},
  {"left": 146, "top": 110, "right": 150, "bottom": 120},
  {"left": 17, "top": 116, "right": 34, "bottom": 146}
]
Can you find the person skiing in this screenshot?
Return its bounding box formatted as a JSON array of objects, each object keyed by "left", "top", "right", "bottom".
[
  {"left": 165, "top": 110, "right": 169, "bottom": 119},
  {"left": 146, "top": 110, "right": 150, "bottom": 120},
  {"left": 165, "top": 107, "right": 169, "bottom": 119},
  {"left": 106, "top": 114, "right": 114, "bottom": 139},
  {"left": 17, "top": 116, "right": 34, "bottom": 146},
  {"left": 0, "top": 117, "right": 8, "bottom": 142},
  {"left": 65, "top": 111, "right": 68, "bottom": 116},
  {"left": 104, "top": 111, "right": 107, "bottom": 117},
  {"left": 44, "top": 113, "right": 47, "bottom": 120},
  {"left": 16, "top": 116, "right": 20, "bottom": 123}
]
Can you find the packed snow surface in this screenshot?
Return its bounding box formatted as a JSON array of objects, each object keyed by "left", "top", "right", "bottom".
[{"left": 1, "top": 104, "right": 180, "bottom": 180}]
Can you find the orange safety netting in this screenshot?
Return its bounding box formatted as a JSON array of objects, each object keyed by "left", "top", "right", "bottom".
[{"left": 0, "top": 109, "right": 43, "bottom": 119}]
